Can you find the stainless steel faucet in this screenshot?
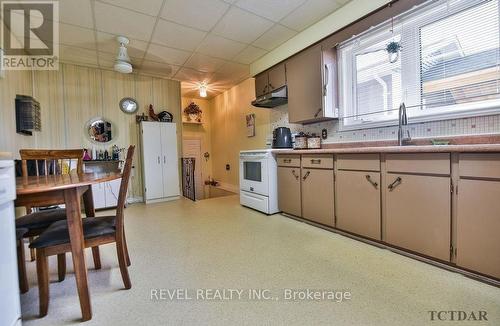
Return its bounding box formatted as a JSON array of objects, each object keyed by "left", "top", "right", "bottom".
[{"left": 398, "top": 102, "right": 411, "bottom": 146}]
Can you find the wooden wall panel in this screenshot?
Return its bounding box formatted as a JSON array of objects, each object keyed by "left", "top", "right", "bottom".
[{"left": 0, "top": 63, "right": 181, "bottom": 201}]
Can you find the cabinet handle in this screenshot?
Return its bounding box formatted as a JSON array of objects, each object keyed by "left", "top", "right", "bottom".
[
  {"left": 263, "top": 84, "right": 268, "bottom": 94},
  {"left": 283, "top": 158, "right": 292, "bottom": 163},
  {"left": 157, "top": 156, "right": 160, "bottom": 164},
  {"left": 291, "top": 169, "right": 299, "bottom": 180},
  {"left": 314, "top": 108, "right": 322, "bottom": 118},
  {"left": 164, "top": 156, "right": 166, "bottom": 164},
  {"left": 388, "top": 177, "right": 402, "bottom": 191},
  {"left": 269, "top": 83, "right": 274, "bottom": 90},
  {"left": 302, "top": 171, "right": 310, "bottom": 181},
  {"left": 323, "top": 64, "right": 329, "bottom": 96},
  {"left": 310, "top": 159, "right": 321, "bottom": 164},
  {"left": 365, "top": 175, "right": 378, "bottom": 189}
]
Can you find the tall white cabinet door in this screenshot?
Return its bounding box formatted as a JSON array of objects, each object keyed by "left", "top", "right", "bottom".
[
  {"left": 160, "top": 123, "right": 180, "bottom": 197},
  {"left": 141, "top": 122, "right": 164, "bottom": 200},
  {"left": 92, "top": 183, "right": 106, "bottom": 209}
]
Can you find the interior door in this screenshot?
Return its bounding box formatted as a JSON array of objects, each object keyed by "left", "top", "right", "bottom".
[
  {"left": 182, "top": 139, "right": 203, "bottom": 200},
  {"left": 141, "top": 122, "right": 163, "bottom": 200},
  {"left": 277, "top": 166, "right": 301, "bottom": 216},
  {"left": 385, "top": 173, "right": 451, "bottom": 261},
  {"left": 336, "top": 170, "right": 381, "bottom": 239},
  {"left": 301, "top": 168, "right": 334, "bottom": 226},
  {"left": 160, "top": 123, "right": 180, "bottom": 197},
  {"left": 457, "top": 179, "right": 500, "bottom": 279}
]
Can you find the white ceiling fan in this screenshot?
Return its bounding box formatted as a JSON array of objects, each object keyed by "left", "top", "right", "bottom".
[{"left": 114, "top": 36, "right": 133, "bottom": 74}]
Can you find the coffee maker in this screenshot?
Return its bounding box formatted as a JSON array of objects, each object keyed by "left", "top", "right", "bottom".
[{"left": 272, "top": 127, "right": 293, "bottom": 148}]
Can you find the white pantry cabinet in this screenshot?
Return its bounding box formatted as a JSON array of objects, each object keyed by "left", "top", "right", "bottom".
[{"left": 140, "top": 122, "right": 180, "bottom": 203}]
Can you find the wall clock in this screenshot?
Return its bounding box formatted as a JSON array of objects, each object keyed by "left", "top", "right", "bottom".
[{"left": 119, "top": 97, "right": 138, "bottom": 114}]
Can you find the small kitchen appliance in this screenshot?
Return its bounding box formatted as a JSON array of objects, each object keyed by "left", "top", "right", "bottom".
[{"left": 272, "top": 127, "right": 293, "bottom": 149}]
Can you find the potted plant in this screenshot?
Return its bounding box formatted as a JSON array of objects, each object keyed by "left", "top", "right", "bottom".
[
  {"left": 184, "top": 102, "right": 202, "bottom": 122},
  {"left": 386, "top": 41, "right": 402, "bottom": 63}
]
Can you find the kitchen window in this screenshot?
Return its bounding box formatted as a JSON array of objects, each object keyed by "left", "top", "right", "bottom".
[{"left": 338, "top": 0, "right": 500, "bottom": 129}]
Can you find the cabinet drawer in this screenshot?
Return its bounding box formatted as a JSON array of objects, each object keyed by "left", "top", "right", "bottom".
[
  {"left": 386, "top": 153, "right": 450, "bottom": 175},
  {"left": 337, "top": 154, "right": 380, "bottom": 171},
  {"left": 301, "top": 154, "right": 334, "bottom": 169},
  {"left": 277, "top": 155, "right": 300, "bottom": 167},
  {"left": 240, "top": 191, "right": 269, "bottom": 214},
  {"left": 459, "top": 153, "right": 500, "bottom": 179}
]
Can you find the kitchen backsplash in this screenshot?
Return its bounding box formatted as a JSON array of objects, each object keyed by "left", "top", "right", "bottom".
[{"left": 269, "top": 106, "right": 500, "bottom": 144}]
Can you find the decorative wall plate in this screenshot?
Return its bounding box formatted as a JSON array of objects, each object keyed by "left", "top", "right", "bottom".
[{"left": 119, "top": 97, "right": 138, "bottom": 114}]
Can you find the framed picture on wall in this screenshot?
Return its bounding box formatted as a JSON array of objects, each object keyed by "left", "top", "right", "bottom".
[{"left": 246, "top": 113, "right": 255, "bottom": 137}]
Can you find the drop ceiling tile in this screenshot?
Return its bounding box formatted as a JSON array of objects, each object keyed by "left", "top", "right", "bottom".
[
  {"left": 212, "top": 7, "right": 273, "bottom": 44},
  {"left": 161, "top": 0, "right": 229, "bottom": 32},
  {"left": 232, "top": 45, "right": 267, "bottom": 64},
  {"left": 140, "top": 60, "right": 180, "bottom": 77},
  {"left": 145, "top": 43, "right": 191, "bottom": 66},
  {"left": 174, "top": 67, "right": 212, "bottom": 83},
  {"left": 235, "top": 0, "right": 306, "bottom": 22},
  {"left": 98, "top": 0, "right": 164, "bottom": 17},
  {"left": 184, "top": 53, "right": 226, "bottom": 73},
  {"left": 94, "top": 1, "right": 156, "bottom": 42},
  {"left": 152, "top": 19, "right": 207, "bottom": 51},
  {"left": 96, "top": 32, "right": 148, "bottom": 59},
  {"left": 59, "top": 45, "right": 98, "bottom": 66},
  {"left": 252, "top": 24, "right": 296, "bottom": 51},
  {"left": 280, "top": 0, "right": 342, "bottom": 31},
  {"left": 59, "top": 24, "right": 96, "bottom": 50},
  {"left": 196, "top": 34, "right": 247, "bottom": 60},
  {"left": 58, "top": 0, "right": 94, "bottom": 28}
]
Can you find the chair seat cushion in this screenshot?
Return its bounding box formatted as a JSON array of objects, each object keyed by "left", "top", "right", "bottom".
[
  {"left": 16, "top": 208, "right": 67, "bottom": 230},
  {"left": 16, "top": 228, "right": 29, "bottom": 241},
  {"left": 30, "top": 216, "right": 117, "bottom": 249}
]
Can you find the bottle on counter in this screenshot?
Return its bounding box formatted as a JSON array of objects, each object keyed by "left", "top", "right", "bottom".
[{"left": 91, "top": 147, "right": 96, "bottom": 160}]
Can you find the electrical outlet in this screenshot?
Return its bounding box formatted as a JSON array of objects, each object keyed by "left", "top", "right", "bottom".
[{"left": 226, "top": 164, "right": 230, "bottom": 171}]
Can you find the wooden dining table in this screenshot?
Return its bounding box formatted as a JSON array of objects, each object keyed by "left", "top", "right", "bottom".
[{"left": 15, "top": 172, "right": 122, "bottom": 321}]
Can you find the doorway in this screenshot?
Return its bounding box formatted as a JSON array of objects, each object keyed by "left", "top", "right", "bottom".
[{"left": 182, "top": 138, "right": 203, "bottom": 200}]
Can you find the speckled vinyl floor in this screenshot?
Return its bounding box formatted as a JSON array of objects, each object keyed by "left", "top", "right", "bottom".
[{"left": 20, "top": 195, "right": 500, "bottom": 325}]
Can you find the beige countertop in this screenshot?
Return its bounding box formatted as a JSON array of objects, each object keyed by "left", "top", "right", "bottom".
[
  {"left": 273, "top": 143, "right": 500, "bottom": 155},
  {"left": 0, "top": 152, "right": 13, "bottom": 160}
]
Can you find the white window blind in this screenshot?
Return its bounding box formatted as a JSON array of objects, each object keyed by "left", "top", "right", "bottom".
[{"left": 338, "top": 0, "right": 500, "bottom": 130}]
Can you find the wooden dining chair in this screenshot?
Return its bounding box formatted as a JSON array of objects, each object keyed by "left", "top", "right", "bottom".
[
  {"left": 30, "top": 146, "right": 135, "bottom": 317},
  {"left": 16, "top": 227, "right": 29, "bottom": 294},
  {"left": 15, "top": 149, "right": 101, "bottom": 291}
]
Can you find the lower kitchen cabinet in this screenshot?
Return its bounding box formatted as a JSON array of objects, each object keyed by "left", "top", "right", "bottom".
[
  {"left": 336, "top": 170, "right": 381, "bottom": 240},
  {"left": 277, "top": 166, "right": 302, "bottom": 217},
  {"left": 457, "top": 179, "right": 500, "bottom": 279},
  {"left": 385, "top": 173, "right": 451, "bottom": 261},
  {"left": 301, "top": 168, "right": 334, "bottom": 226}
]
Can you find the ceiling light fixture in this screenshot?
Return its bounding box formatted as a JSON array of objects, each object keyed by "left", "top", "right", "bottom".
[
  {"left": 199, "top": 83, "right": 208, "bottom": 98},
  {"left": 114, "top": 36, "right": 133, "bottom": 74}
]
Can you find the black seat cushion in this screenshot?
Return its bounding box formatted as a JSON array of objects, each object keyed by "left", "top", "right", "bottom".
[
  {"left": 16, "top": 208, "right": 67, "bottom": 230},
  {"left": 16, "top": 228, "right": 29, "bottom": 241},
  {"left": 30, "top": 216, "right": 117, "bottom": 249}
]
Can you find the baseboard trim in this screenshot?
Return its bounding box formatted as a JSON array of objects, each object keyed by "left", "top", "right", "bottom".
[{"left": 217, "top": 182, "right": 238, "bottom": 193}]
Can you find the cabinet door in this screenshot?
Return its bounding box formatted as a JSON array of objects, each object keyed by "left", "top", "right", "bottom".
[
  {"left": 268, "top": 64, "right": 286, "bottom": 91},
  {"left": 287, "top": 44, "right": 323, "bottom": 123},
  {"left": 141, "top": 123, "right": 163, "bottom": 200},
  {"left": 457, "top": 179, "right": 500, "bottom": 279},
  {"left": 385, "top": 174, "right": 451, "bottom": 261},
  {"left": 254, "top": 72, "right": 269, "bottom": 97},
  {"left": 160, "top": 123, "right": 180, "bottom": 197},
  {"left": 92, "top": 183, "right": 106, "bottom": 209},
  {"left": 277, "top": 167, "right": 301, "bottom": 216},
  {"left": 336, "top": 171, "right": 381, "bottom": 239},
  {"left": 301, "top": 168, "right": 334, "bottom": 226},
  {"left": 105, "top": 178, "right": 122, "bottom": 208}
]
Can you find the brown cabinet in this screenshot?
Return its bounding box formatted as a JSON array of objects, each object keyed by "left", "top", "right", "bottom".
[
  {"left": 254, "top": 63, "right": 286, "bottom": 97},
  {"left": 277, "top": 166, "right": 301, "bottom": 217},
  {"left": 286, "top": 44, "right": 337, "bottom": 124},
  {"left": 456, "top": 179, "right": 500, "bottom": 279},
  {"left": 385, "top": 173, "right": 451, "bottom": 261},
  {"left": 301, "top": 163, "right": 335, "bottom": 226},
  {"left": 336, "top": 170, "right": 381, "bottom": 239}
]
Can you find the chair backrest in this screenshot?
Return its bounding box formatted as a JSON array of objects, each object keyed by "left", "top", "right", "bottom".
[
  {"left": 19, "top": 149, "right": 84, "bottom": 176},
  {"left": 115, "top": 146, "right": 135, "bottom": 234}
]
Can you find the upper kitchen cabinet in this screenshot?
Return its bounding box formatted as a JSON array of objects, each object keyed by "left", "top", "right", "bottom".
[
  {"left": 287, "top": 44, "right": 337, "bottom": 124},
  {"left": 253, "top": 63, "right": 287, "bottom": 99}
]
